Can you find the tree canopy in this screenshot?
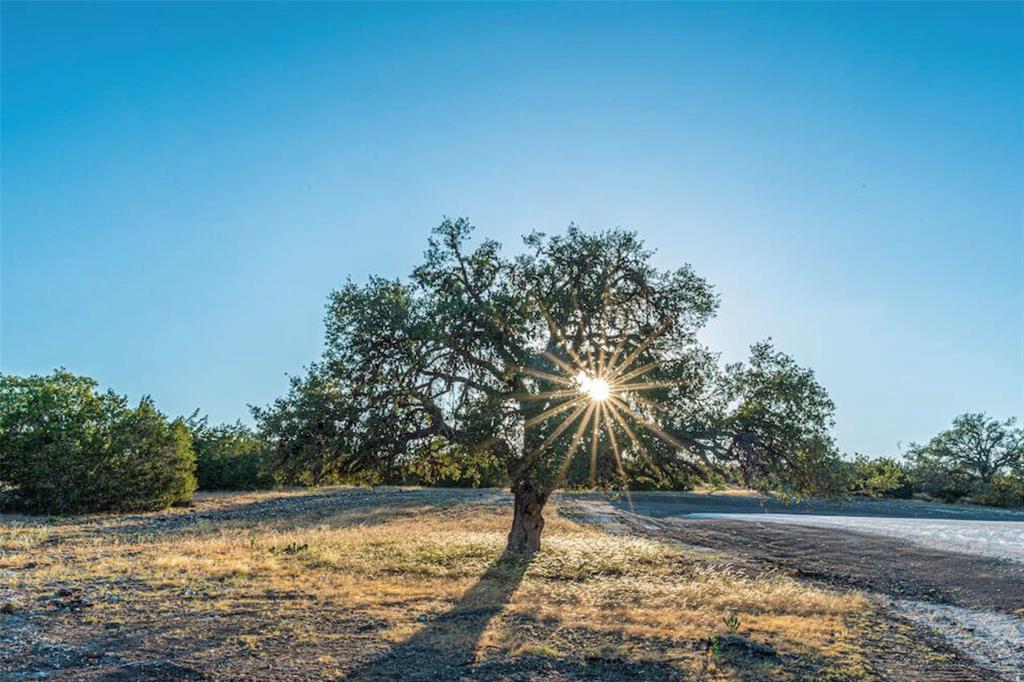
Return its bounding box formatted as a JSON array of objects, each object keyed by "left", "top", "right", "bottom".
[
  {"left": 256, "top": 219, "right": 841, "bottom": 552},
  {"left": 906, "top": 413, "right": 1022, "bottom": 501}
]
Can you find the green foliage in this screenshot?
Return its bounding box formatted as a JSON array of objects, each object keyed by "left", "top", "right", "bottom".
[
  {"left": 186, "top": 413, "right": 276, "bottom": 490},
  {"left": 401, "top": 439, "right": 508, "bottom": 488},
  {"left": 252, "top": 365, "right": 381, "bottom": 486},
  {"left": 907, "top": 413, "right": 1022, "bottom": 483},
  {"left": 968, "top": 473, "right": 1024, "bottom": 508},
  {"left": 0, "top": 370, "right": 196, "bottom": 514},
  {"left": 256, "top": 219, "right": 840, "bottom": 511},
  {"left": 846, "top": 455, "right": 912, "bottom": 498},
  {"left": 717, "top": 341, "right": 841, "bottom": 497},
  {"left": 906, "top": 413, "right": 1022, "bottom": 504}
]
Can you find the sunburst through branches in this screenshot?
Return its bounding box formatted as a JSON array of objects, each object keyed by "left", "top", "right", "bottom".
[{"left": 516, "top": 325, "right": 686, "bottom": 499}]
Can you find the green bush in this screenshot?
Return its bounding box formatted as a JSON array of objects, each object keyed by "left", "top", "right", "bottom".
[
  {"left": 0, "top": 371, "right": 196, "bottom": 514},
  {"left": 186, "top": 414, "right": 276, "bottom": 490},
  {"left": 965, "top": 473, "right": 1024, "bottom": 508},
  {"left": 847, "top": 455, "right": 912, "bottom": 498}
]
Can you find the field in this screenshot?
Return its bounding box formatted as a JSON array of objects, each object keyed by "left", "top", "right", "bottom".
[{"left": 0, "top": 487, "right": 1013, "bottom": 680}]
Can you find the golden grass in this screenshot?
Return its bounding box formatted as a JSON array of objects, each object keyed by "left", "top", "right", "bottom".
[{"left": 0, "top": 491, "right": 872, "bottom": 678}]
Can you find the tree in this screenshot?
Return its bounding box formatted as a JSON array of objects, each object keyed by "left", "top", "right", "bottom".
[
  {"left": 186, "top": 413, "right": 276, "bottom": 490},
  {"left": 257, "top": 219, "right": 839, "bottom": 553},
  {"left": 0, "top": 370, "right": 196, "bottom": 514},
  {"left": 906, "top": 413, "right": 1022, "bottom": 492}
]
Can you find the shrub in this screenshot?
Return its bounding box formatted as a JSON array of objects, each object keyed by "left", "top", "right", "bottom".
[
  {"left": 847, "top": 455, "right": 912, "bottom": 498},
  {"left": 186, "top": 414, "right": 276, "bottom": 490},
  {"left": 0, "top": 371, "right": 196, "bottom": 514},
  {"left": 906, "top": 456, "right": 972, "bottom": 502},
  {"left": 965, "top": 473, "right": 1024, "bottom": 508}
]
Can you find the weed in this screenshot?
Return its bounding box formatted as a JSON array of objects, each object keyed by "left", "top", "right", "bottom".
[{"left": 270, "top": 542, "right": 309, "bottom": 555}]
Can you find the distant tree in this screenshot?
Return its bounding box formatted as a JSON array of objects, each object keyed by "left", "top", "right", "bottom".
[
  {"left": 0, "top": 371, "right": 196, "bottom": 514},
  {"left": 256, "top": 220, "right": 839, "bottom": 553},
  {"left": 907, "top": 414, "right": 1022, "bottom": 484},
  {"left": 906, "top": 414, "right": 1022, "bottom": 503},
  {"left": 186, "top": 413, "right": 276, "bottom": 490}
]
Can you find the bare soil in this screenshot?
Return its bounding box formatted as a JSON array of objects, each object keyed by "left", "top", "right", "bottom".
[{"left": 2, "top": 487, "right": 1019, "bottom": 681}]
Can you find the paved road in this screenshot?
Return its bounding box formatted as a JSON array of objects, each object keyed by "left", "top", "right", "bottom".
[
  {"left": 592, "top": 490, "right": 1024, "bottom": 521},
  {"left": 583, "top": 491, "right": 1024, "bottom": 564}
]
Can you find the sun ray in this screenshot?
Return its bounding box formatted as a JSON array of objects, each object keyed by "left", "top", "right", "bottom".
[
  {"left": 596, "top": 278, "right": 613, "bottom": 377},
  {"left": 541, "top": 350, "right": 580, "bottom": 379},
  {"left": 511, "top": 388, "right": 580, "bottom": 402},
  {"left": 537, "top": 303, "right": 592, "bottom": 373},
  {"left": 596, "top": 320, "right": 608, "bottom": 377},
  {"left": 609, "top": 396, "right": 688, "bottom": 452},
  {"left": 612, "top": 360, "right": 662, "bottom": 386},
  {"left": 604, "top": 399, "right": 664, "bottom": 478},
  {"left": 518, "top": 366, "right": 574, "bottom": 387},
  {"left": 571, "top": 301, "right": 597, "bottom": 376},
  {"left": 607, "top": 323, "right": 668, "bottom": 382},
  {"left": 555, "top": 402, "right": 597, "bottom": 485},
  {"left": 524, "top": 395, "right": 588, "bottom": 428},
  {"left": 601, "top": 402, "right": 633, "bottom": 511},
  {"left": 602, "top": 332, "right": 632, "bottom": 382},
  {"left": 589, "top": 402, "right": 602, "bottom": 486},
  {"left": 524, "top": 400, "right": 590, "bottom": 462},
  {"left": 619, "top": 392, "right": 672, "bottom": 416},
  {"left": 614, "top": 380, "right": 685, "bottom": 394}
]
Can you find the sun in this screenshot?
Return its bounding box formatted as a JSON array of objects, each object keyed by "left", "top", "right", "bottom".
[
  {"left": 576, "top": 372, "right": 611, "bottom": 402},
  {"left": 513, "top": 305, "right": 688, "bottom": 493}
]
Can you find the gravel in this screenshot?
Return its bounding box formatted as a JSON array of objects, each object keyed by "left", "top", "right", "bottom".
[{"left": 891, "top": 599, "right": 1024, "bottom": 681}]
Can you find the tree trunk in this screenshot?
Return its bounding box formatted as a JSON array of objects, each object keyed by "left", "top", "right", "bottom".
[{"left": 506, "top": 479, "right": 547, "bottom": 554}]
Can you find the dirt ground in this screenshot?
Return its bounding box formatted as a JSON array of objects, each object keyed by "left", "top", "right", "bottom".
[
  {"left": 0, "top": 487, "right": 1018, "bottom": 680},
  {"left": 564, "top": 493, "right": 1024, "bottom": 613}
]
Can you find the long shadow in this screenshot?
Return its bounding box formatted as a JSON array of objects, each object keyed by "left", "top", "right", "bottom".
[{"left": 344, "top": 549, "right": 533, "bottom": 681}]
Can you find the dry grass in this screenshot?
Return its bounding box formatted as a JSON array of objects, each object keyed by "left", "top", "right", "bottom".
[{"left": 0, "top": 489, "right": 874, "bottom": 679}]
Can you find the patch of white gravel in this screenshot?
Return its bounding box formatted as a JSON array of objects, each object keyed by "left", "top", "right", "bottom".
[
  {"left": 687, "top": 513, "right": 1024, "bottom": 564},
  {"left": 890, "top": 599, "right": 1024, "bottom": 681}
]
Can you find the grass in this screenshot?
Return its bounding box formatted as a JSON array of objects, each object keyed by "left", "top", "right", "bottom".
[{"left": 0, "top": 489, "right": 875, "bottom": 679}]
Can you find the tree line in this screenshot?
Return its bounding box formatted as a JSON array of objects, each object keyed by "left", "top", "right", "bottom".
[
  {"left": 2, "top": 223, "right": 1021, "bottom": 539},
  {"left": 2, "top": 368, "right": 1020, "bottom": 516}
]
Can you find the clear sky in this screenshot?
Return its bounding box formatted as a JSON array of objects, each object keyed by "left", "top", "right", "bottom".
[{"left": 2, "top": 2, "right": 1022, "bottom": 457}]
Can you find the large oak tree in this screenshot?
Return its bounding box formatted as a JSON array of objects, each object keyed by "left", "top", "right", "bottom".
[{"left": 256, "top": 219, "right": 840, "bottom": 553}]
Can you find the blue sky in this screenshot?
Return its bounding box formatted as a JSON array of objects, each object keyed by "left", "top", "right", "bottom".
[{"left": 3, "top": 2, "right": 1021, "bottom": 457}]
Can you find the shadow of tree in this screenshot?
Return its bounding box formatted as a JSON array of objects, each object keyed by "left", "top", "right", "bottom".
[{"left": 344, "top": 549, "right": 532, "bottom": 681}]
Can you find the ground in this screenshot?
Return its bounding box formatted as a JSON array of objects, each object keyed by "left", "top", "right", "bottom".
[{"left": 0, "top": 487, "right": 1020, "bottom": 680}]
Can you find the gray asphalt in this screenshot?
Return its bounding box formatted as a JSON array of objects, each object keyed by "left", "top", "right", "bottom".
[{"left": 564, "top": 490, "right": 1024, "bottom": 522}]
